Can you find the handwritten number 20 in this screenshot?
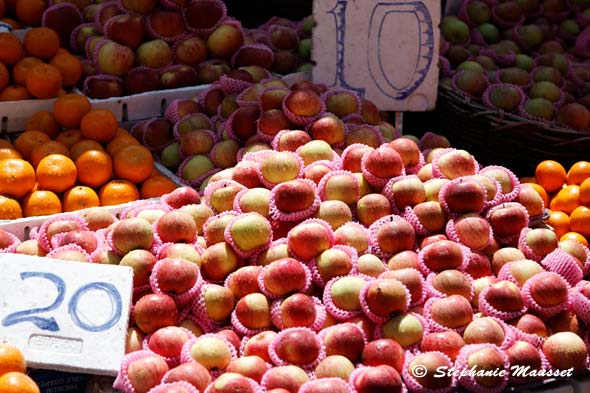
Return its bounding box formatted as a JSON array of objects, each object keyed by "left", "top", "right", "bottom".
[{"left": 2, "top": 272, "right": 122, "bottom": 332}]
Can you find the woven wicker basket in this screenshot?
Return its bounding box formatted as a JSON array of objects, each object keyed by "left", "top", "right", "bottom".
[{"left": 436, "top": 83, "right": 590, "bottom": 178}]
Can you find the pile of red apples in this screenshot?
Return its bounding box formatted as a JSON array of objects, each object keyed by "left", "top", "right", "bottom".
[
  {"left": 67, "top": 0, "right": 313, "bottom": 98},
  {"left": 1, "top": 81, "right": 590, "bottom": 392}
]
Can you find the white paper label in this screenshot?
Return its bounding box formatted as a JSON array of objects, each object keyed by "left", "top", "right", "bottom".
[
  {"left": 0, "top": 254, "right": 133, "bottom": 376},
  {"left": 312, "top": 0, "right": 441, "bottom": 111}
]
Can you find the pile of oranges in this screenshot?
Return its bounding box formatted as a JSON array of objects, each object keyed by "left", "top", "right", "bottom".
[
  {"left": 0, "top": 93, "right": 177, "bottom": 219},
  {"left": 0, "top": 26, "right": 82, "bottom": 100},
  {"left": 0, "top": 342, "right": 39, "bottom": 393},
  {"left": 523, "top": 160, "right": 590, "bottom": 247}
]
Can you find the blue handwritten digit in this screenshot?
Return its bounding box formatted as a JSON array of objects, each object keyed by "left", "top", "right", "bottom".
[
  {"left": 68, "top": 282, "right": 122, "bottom": 332},
  {"left": 327, "top": 1, "right": 366, "bottom": 96},
  {"left": 2, "top": 272, "right": 65, "bottom": 332}
]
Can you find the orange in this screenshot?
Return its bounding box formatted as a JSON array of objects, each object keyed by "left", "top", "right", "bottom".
[
  {"left": 580, "top": 177, "right": 590, "bottom": 206},
  {"left": 62, "top": 185, "right": 100, "bottom": 212},
  {"left": 99, "top": 179, "right": 139, "bottom": 206},
  {"left": 35, "top": 153, "right": 77, "bottom": 193},
  {"left": 0, "top": 85, "right": 31, "bottom": 101},
  {"left": 550, "top": 184, "right": 580, "bottom": 215},
  {"left": 0, "top": 195, "right": 22, "bottom": 219},
  {"left": 49, "top": 52, "right": 83, "bottom": 87},
  {"left": 113, "top": 144, "right": 154, "bottom": 183},
  {"left": 105, "top": 134, "right": 139, "bottom": 157},
  {"left": 15, "top": 0, "right": 48, "bottom": 27},
  {"left": 25, "top": 62, "right": 62, "bottom": 99},
  {"left": 116, "top": 127, "right": 131, "bottom": 137},
  {"left": 22, "top": 189, "right": 62, "bottom": 216},
  {"left": 0, "top": 146, "right": 21, "bottom": 160},
  {"left": 0, "top": 62, "right": 8, "bottom": 92},
  {"left": 80, "top": 109, "right": 118, "bottom": 143},
  {"left": 535, "top": 160, "right": 567, "bottom": 194},
  {"left": 12, "top": 57, "right": 43, "bottom": 86},
  {"left": 29, "top": 140, "right": 70, "bottom": 168},
  {"left": 26, "top": 110, "right": 61, "bottom": 139},
  {"left": 55, "top": 128, "right": 84, "bottom": 149},
  {"left": 570, "top": 205, "right": 590, "bottom": 237},
  {"left": 560, "top": 231, "right": 589, "bottom": 247},
  {"left": 70, "top": 139, "right": 103, "bottom": 161},
  {"left": 53, "top": 94, "right": 91, "bottom": 128},
  {"left": 75, "top": 149, "right": 113, "bottom": 188},
  {"left": 524, "top": 182, "right": 549, "bottom": 208},
  {"left": 141, "top": 175, "right": 177, "bottom": 199},
  {"left": 14, "top": 129, "right": 51, "bottom": 159},
  {"left": 546, "top": 210, "right": 570, "bottom": 239},
  {"left": 0, "top": 158, "right": 35, "bottom": 198},
  {"left": 0, "top": 32, "right": 23, "bottom": 65},
  {"left": 567, "top": 161, "right": 590, "bottom": 185},
  {"left": 23, "top": 26, "right": 60, "bottom": 59},
  {"left": 0, "top": 343, "right": 26, "bottom": 376},
  {"left": 0, "top": 372, "right": 40, "bottom": 393}
]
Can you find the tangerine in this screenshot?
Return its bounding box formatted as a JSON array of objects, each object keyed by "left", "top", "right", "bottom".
[
  {"left": 23, "top": 27, "right": 60, "bottom": 59},
  {"left": 12, "top": 57, "right": 42, "bottom": 86},
  {"left": 0, "top": 343, "right": 26, "bottom": 376},
  {"left": 0, "top": 195, "right": 22, "bottom": 219},
  {"left": 98, "top": 180, "right": 139, "bottom": 206},
  {"left": 560, "top": 232, "right": 589, "bottom": 247},
  {"left": 570, "top": 205, "right": 590, "bottom": 237},
  {"left": 546, "top": 210, "right": 570, "bottom": 239},
  {"left": 0, "top": 158, "right": 36, "bottom": 198},
  {"left": 15, "top": 0, "right": 48, "bottom": 26},
  {"left": 140, "top": 175, "right": 177, "bottom": 199},
  {"left": 0, "top": 371, "right": 40, "bottom": 393},
  {"left": 55, "top": 128, "right": 84, "bottom": 148},
  {"left": 49, "top": 52, "right": 83, "bottom": 87},
  {"left": 80, "top": 109, "right": 117, "bottom": 143},
  {"left": 53, "top": 94, "right": 91, "bottom": 128},
  {"left": 35, "top": 153, "right": 77, "bottom": 193},
  {"left": 22, "top": 189, "right": 62, "bottom": 216},
  {"left": 29, "top": 140, "right": 70, "bottom": 168},
  {"left": 0, "top": 85, "right": 31, "bottom": 101},
  {"left": 62, "top": 185, "right": 100, "bottom": 212},
  {"left": 70, "top": 139, "right": 103, "bottom": 161},
  {"left": 14, "top": 129, "right": 50, "bottom": 159},
  {"left": 535, "top": 160, "right": 566, "bottom": 194},
  {"left": 113, "top": 144, "right": 154, "bottom": 183},
  {"left": 567, "top": 161, "right": 590, "bottom": 185},
  {"left": 550, "top": 184, "right": 580, "bottom": 215},
  {"left": 75, "top": 149, "right": 113, "bottom": 188},
  {"left": 25, "top": 110, "right": 61, "bottom": 139},
  {"left": 0, "top": 32, "right": 23, "bottom": 65},
  {"left": 25, "top": 63, "right": 62, "bottom": 99}
]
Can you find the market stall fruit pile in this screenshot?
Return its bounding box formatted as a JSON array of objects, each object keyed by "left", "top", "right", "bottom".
[
  {"left": 0, "top": 93, "right": 178, "bottom": 218},
  {"left": 440, "top": 0, "right": 590, "bottom": 129},
  {"left": 0, "top": 77, "right": 588, "bottom": 390}
]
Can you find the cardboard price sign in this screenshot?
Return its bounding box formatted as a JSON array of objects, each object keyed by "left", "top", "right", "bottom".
[
  {"left": 312, "top": 0, "right": 441, "bottom": 111},
  {"left": 0, "top": 254, "right": 133, "bottom": 376}
]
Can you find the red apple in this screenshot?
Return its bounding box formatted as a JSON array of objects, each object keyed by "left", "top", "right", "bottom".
[
  {"left": 226, "top": 355, "right": 270, "bottom": 382},
  {"left": 361, "top": 339, "right": 405, "bottom": 372},
  {"left": 543, "top": 332, "right": 588, "bottom": 372},
  {"left": 440, "top": 177, "right": 486, "bottom": 214},
  {"left": 273, "top": 328, "right": 321, "bottom": 365},
  {"left": 321, "top": 323, "right": 366, "bottom": 362},
  {"left": 352, "top": 365, "right": 403, "bottom": 393},
  {"left": 126, "top": 354, "right": 169, "bottom": 393},
  {"left": 234, "top": 293, "right": 272, "bottom": 330},
  {"left": 134, "top": 293, "right": 178, "bottom": 334},
  {"left": 420, "top": 240, "right": 466, "bottom": 272},
  {"left": 407, "top": 352, "right": 454, "bottom": 390},
  {"left": 463, "top": 317, "right": 506, "bottom": 346},
  {"left": 287, "top": 220, "right": 333, "bottom": 261},
  {"left": 421, "top": 331, "right": 465, "bottom": 360},
  {"left": 429, "top": 295, "right": 473, "bottom": 329},
  {"left": 482, "top": 280, "right": 525, "bottom": 312}
]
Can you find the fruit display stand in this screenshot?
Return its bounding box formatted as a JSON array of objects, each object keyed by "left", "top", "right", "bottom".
[{"left": 435, "top": 0, "right": 590, "bottom": 177}]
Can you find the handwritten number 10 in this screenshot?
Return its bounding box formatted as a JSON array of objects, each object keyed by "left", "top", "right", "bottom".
[{"left": 2, "top": 272, "right": 122, "bottom": 333}]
